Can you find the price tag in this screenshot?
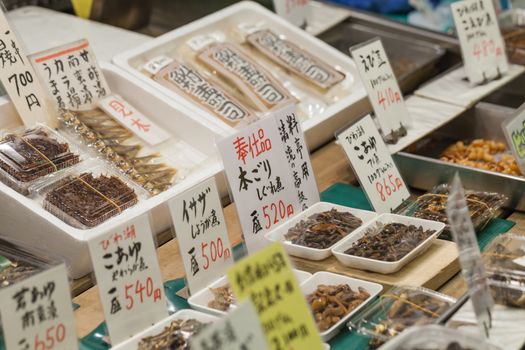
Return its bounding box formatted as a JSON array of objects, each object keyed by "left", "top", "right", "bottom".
[
  {"left": 274, "top": 104, "right": 319, "bottom": 211},
  {"left": 87, "top": 214, "right": 168, "bottom": 345},
  {"left": 0, "top": 11, "right": 55, "bottom": 127},
  {"left": 168, "top": 177, "right": 234, "bottom": 294},
  {"left": 273, "top": 0, "right": 309, "bottom": 27},
  {"left": 98, "top": 94, "right": 170, "bottom": 146},
  {"left": 0, "top": 264, "right": 78, "bottom": 350},
  {"left": 217, "top": 116, "right": 300, "bottom": 253},
  {"left": 142, "top": 55, "right": 173, "bottom": 75},
  {"left": 227, "top": 242, "right": 324, "bottom": 350},
  {"left": 446, "top": 174, "right": 494, "bottom": 337},
  {"left": 190, "top": 301, "right": 268, "bottom": 350},
  {"left": 30, "top": 39, "right": 111, "bottom": 111},
  {"left": 336, "top": 115, "right": 410, "bottom": 213},
  {"left": 451, "top": 0, "right": 508, "bottom": 84},
  {"left": 503, "top": 104, "right": 525, "bottom": 175},
  {"left": 350, "top": 38, "right": 410, "bottom": 138}
]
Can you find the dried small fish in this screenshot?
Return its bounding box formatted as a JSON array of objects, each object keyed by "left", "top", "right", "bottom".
[
  {"left": 137, "top": 318, "right": 207, "bottom": 350},
  {"left": 0, "top": 257, "right": 41, "bottom": 288},
  {"left": 208, "top": 284, "right": 236, "bottom": 311}
]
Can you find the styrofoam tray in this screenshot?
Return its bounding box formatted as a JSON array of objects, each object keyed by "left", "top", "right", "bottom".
[
  {"left": 0, "top": 63, "right": 229, "bottom": 279},
  {"left": 188, "top": 268, "right": 312, "bottom": 316},
  {"left": 113, "top": 1, "right": 368, "bottom": 150},
  {"left": 301, "top": 271, "right": 382, "bottom": 341},
  {"left": 264, "top": 202, "right": 377, "bottom": 261},
  {"left": 111, "top": 309, "right": 217, "bottom": 350},
  {"left": 331, "top": 213, "right": 445, "bottom": 274}
]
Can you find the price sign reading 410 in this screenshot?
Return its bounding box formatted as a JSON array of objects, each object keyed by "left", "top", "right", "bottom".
[
  {"left": 451, "top": 0, "right": 509, "bottom": 84},
  {"left": 0, "top": 264, "right": 78, "bottom": 350},
  {"left": 337, "top": 115, "right": 410, "bottom": 213},
  {"left": 350, "top": 38, "right": 410, "bottom": 139}
]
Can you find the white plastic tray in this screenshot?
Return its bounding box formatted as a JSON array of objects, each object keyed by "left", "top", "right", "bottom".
[
  {"left": 301, "top": 271, "right": 382, "bottom": 341},
  {"left": 0, "top": 63, "right": 228, "bottom": 279},
  {"left": 331, "top": 213, "right": 445, "bottom": 274},
  {"left": 264, "top": 202, "right": 377, "bottom": 261},
  {"left": 111, "top": 309, "right": 217, "bottom": 350},
  {"left": 188, "top": 268, "right": 312, "bottom": 316},
  {"left": 113, "top": 1, "right": 368, "bottom": 150}
]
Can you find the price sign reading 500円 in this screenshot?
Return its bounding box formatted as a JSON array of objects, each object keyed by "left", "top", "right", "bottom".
[
  {"left": 451, "top": 0, "right": 508, "bottom": 84},
  {"left": 337, "top": 115, "right": 410, "bottom": 213}
]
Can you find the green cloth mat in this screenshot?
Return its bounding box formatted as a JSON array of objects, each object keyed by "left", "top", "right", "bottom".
[{"left": 78, "top": 182, "right": 515, "bottom": 350}]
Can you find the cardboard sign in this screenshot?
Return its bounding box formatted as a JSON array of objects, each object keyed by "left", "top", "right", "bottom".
[
  {"left": 503, "top": 103, "right": 525, "bottom": 175},
  {"left": 0, "top": 10, "right": 54, "bottom": 127},
  {"left": 98, "top": 94, "right": 170, "bottom": 146},
  {"left": 337, "top": 115, "right": 410, "bottom": 213},
  {"left": 30, "top": 39, "right": 111, "bottom": 111},
  {"left": 190, "top": 301, "right": 268, "bottom": 350},
  {"left": 227, "top": 242, "right": 324, "bottom": 350},
  {"left": 273, "top": 0, "right": 309, "bottom": 27},
  {"left": 87, "top": 214, "right": 168, "bottom": 345},
  {"left": 0, "top": 264, "right": 78, "bottom": 350},
  {"left": 451, "top": 0, "right": 509, "bottom": 84},
  {"left": 446, "top": 174, "right": 494, "bottom": 337},
  {"left": 168, "top": 177, "right": 234, "bottom": 294},
  {"left": 350, "top": 38, "right": 410, "bottom": 138}
]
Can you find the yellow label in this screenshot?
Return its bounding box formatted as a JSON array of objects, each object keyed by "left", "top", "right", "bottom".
[
  {"left": 227, "top": 242, "right": 324, "bottom": 350},
  {"left": 71, "top": 0, "right": 93, "bottom": 19}
]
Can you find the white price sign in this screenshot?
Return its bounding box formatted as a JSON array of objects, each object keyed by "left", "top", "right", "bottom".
[
  {"left": 0, "top": 264, "right": 78, "bottom": 350},
  {"left": 273, "top": 0, "right": 309, "bottom": 27},
  {"left": 98, "top": 94, "right": 170, "bottom": 146},
  {"left": 337, "top": 115, "right": 410, "bottom": 213},
  {"left": 217, "top": 116, "right": 301, "bottom": 253},
  {"left": 30, "top": 39, "right": 111, "bottom": 111},
  {"left": 88, "top": 214, "right": 168, "bottom": 345},
  {"left": 0, "top": 11, "right": 54, "bottom": 127},
  {"left": 168, "top": 177, "right": 234, "bottom": 294},
  {"left": 350, "top": 39, "right": 410, "bottom": 138},
  {"left": 503, "top": 103, "right": 525, "bottom": 175},
  {"left": 142, "top": 55, "right": 173, "bottom": 76},
  {"left": 451, "top": 0, "right": 508, "bottom": 84},
  {"left": 190, "top": 301, "right": 268, "bottom": 350}
]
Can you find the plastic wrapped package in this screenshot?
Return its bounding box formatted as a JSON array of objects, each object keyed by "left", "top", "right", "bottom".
[
  {"left": 504, "top": 28, "right": 525, "bottom": 66},
  {"left": 396, "top": 184, "right": 507, "bottom": 238},
  {"left": 377, "top": 324, "right": 501, "bottom": 350},
  {"left": 347, "top": 286, "right": 456, "bottom": 349},
  {"left": 0, "top": 125, "right": 81, "bottom": 195},
  {"left": 483, "top": 233, "right": 525, "bottom": 308}
]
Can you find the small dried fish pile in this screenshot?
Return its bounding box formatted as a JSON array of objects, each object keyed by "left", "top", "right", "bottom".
[
  {"left": 0, "top": 256, "right": 40, "bottom": 288},
  {"left": 344, "top": 223, "right": 435, "bottom": 261},
  {"left": 307, "top": 284, "right": 369, "bottom": 331},
  {"left": 285, "top": 209, "right": 363, "bottom": 249},
  {"left": 137, "top": 318, "right": 207, "bottom": 350},
  {"left": 61, "top": 109, "right": 176, "bottom": 195},
  {"left": 208, "top": 284, "right": 236, "bottom": 311}
]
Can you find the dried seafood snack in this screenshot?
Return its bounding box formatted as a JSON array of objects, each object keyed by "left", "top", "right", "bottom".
[
  {"left": 246, "top": 29, "right": 345, "bottom": 91},
  {"left": 61, "top": 109, "right": 176, "bottom": 195},
  {"left": 284, "top": 209, "right": 363, "bottom": 249},
  {"left": 0, "top": 255, "right": 41, "bottom": 288},
  {"left": 307, "top": 284, "right": 370, "bottom": 331},
  {"left": 154, "top": 61, "right": 255, "bottom": 126},
  {"left": 440, "top": 139, "right": 520, "bottom": 176},
  {"left": 344, "top": 223, "right": 435, "bottom": 261},
  {"left": 137, "top": 318, "right": 207, "bottom": 350},
  {"left": 208, "top": 284, "right": 236, "bottom": 312},
  {"left": 44, "top": 172, "right": 138, "bottom": 228},
  {"left": 0, "top": 127, "right": 80, "bottom": 193},
  {"left": 197, "top": 42, "right": 294, "bottom": 111}
]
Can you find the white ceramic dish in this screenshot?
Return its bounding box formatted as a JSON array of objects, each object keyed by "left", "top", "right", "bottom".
[
  {"left": 113, "top": 1, "right": 368, "bottom": 150},
  {"left": 331, "top": 213, "right": 445, "bottom": 274},
  {"left": 111, "top": 309, "right": 217, "bottom": 350},
  {"left": 264, "top": 202, "right": 377, "bottom": 261},
  {"left": 0, "top": 63, "right": 228, "bottom": 279},
  {"left": 301, "top": 271, "right": 382, "bottom": 341},
  {"left": 188, "top": 269, "right": 312, "bottom": 316}
]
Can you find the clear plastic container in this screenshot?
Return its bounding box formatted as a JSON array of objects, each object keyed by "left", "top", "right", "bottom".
[
  {"left": 347, "top": 286, "right": 457, "bottom": 349},
  {"left": 0, "top": 125, "right": 81, "bottom": 195},
  {"left": 377, "top": 324, "right": 501, "bottom": 350},
  {"left": 483, "top": 233, "right": 525, "bottom": 308},
  {"left": 396, "top": 184, "right": 506, "bottom": 238}
]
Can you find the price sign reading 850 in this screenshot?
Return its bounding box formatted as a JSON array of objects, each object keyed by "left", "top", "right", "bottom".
[{"left": 337, "top": 115, "right": 410, "bottom": 213}]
